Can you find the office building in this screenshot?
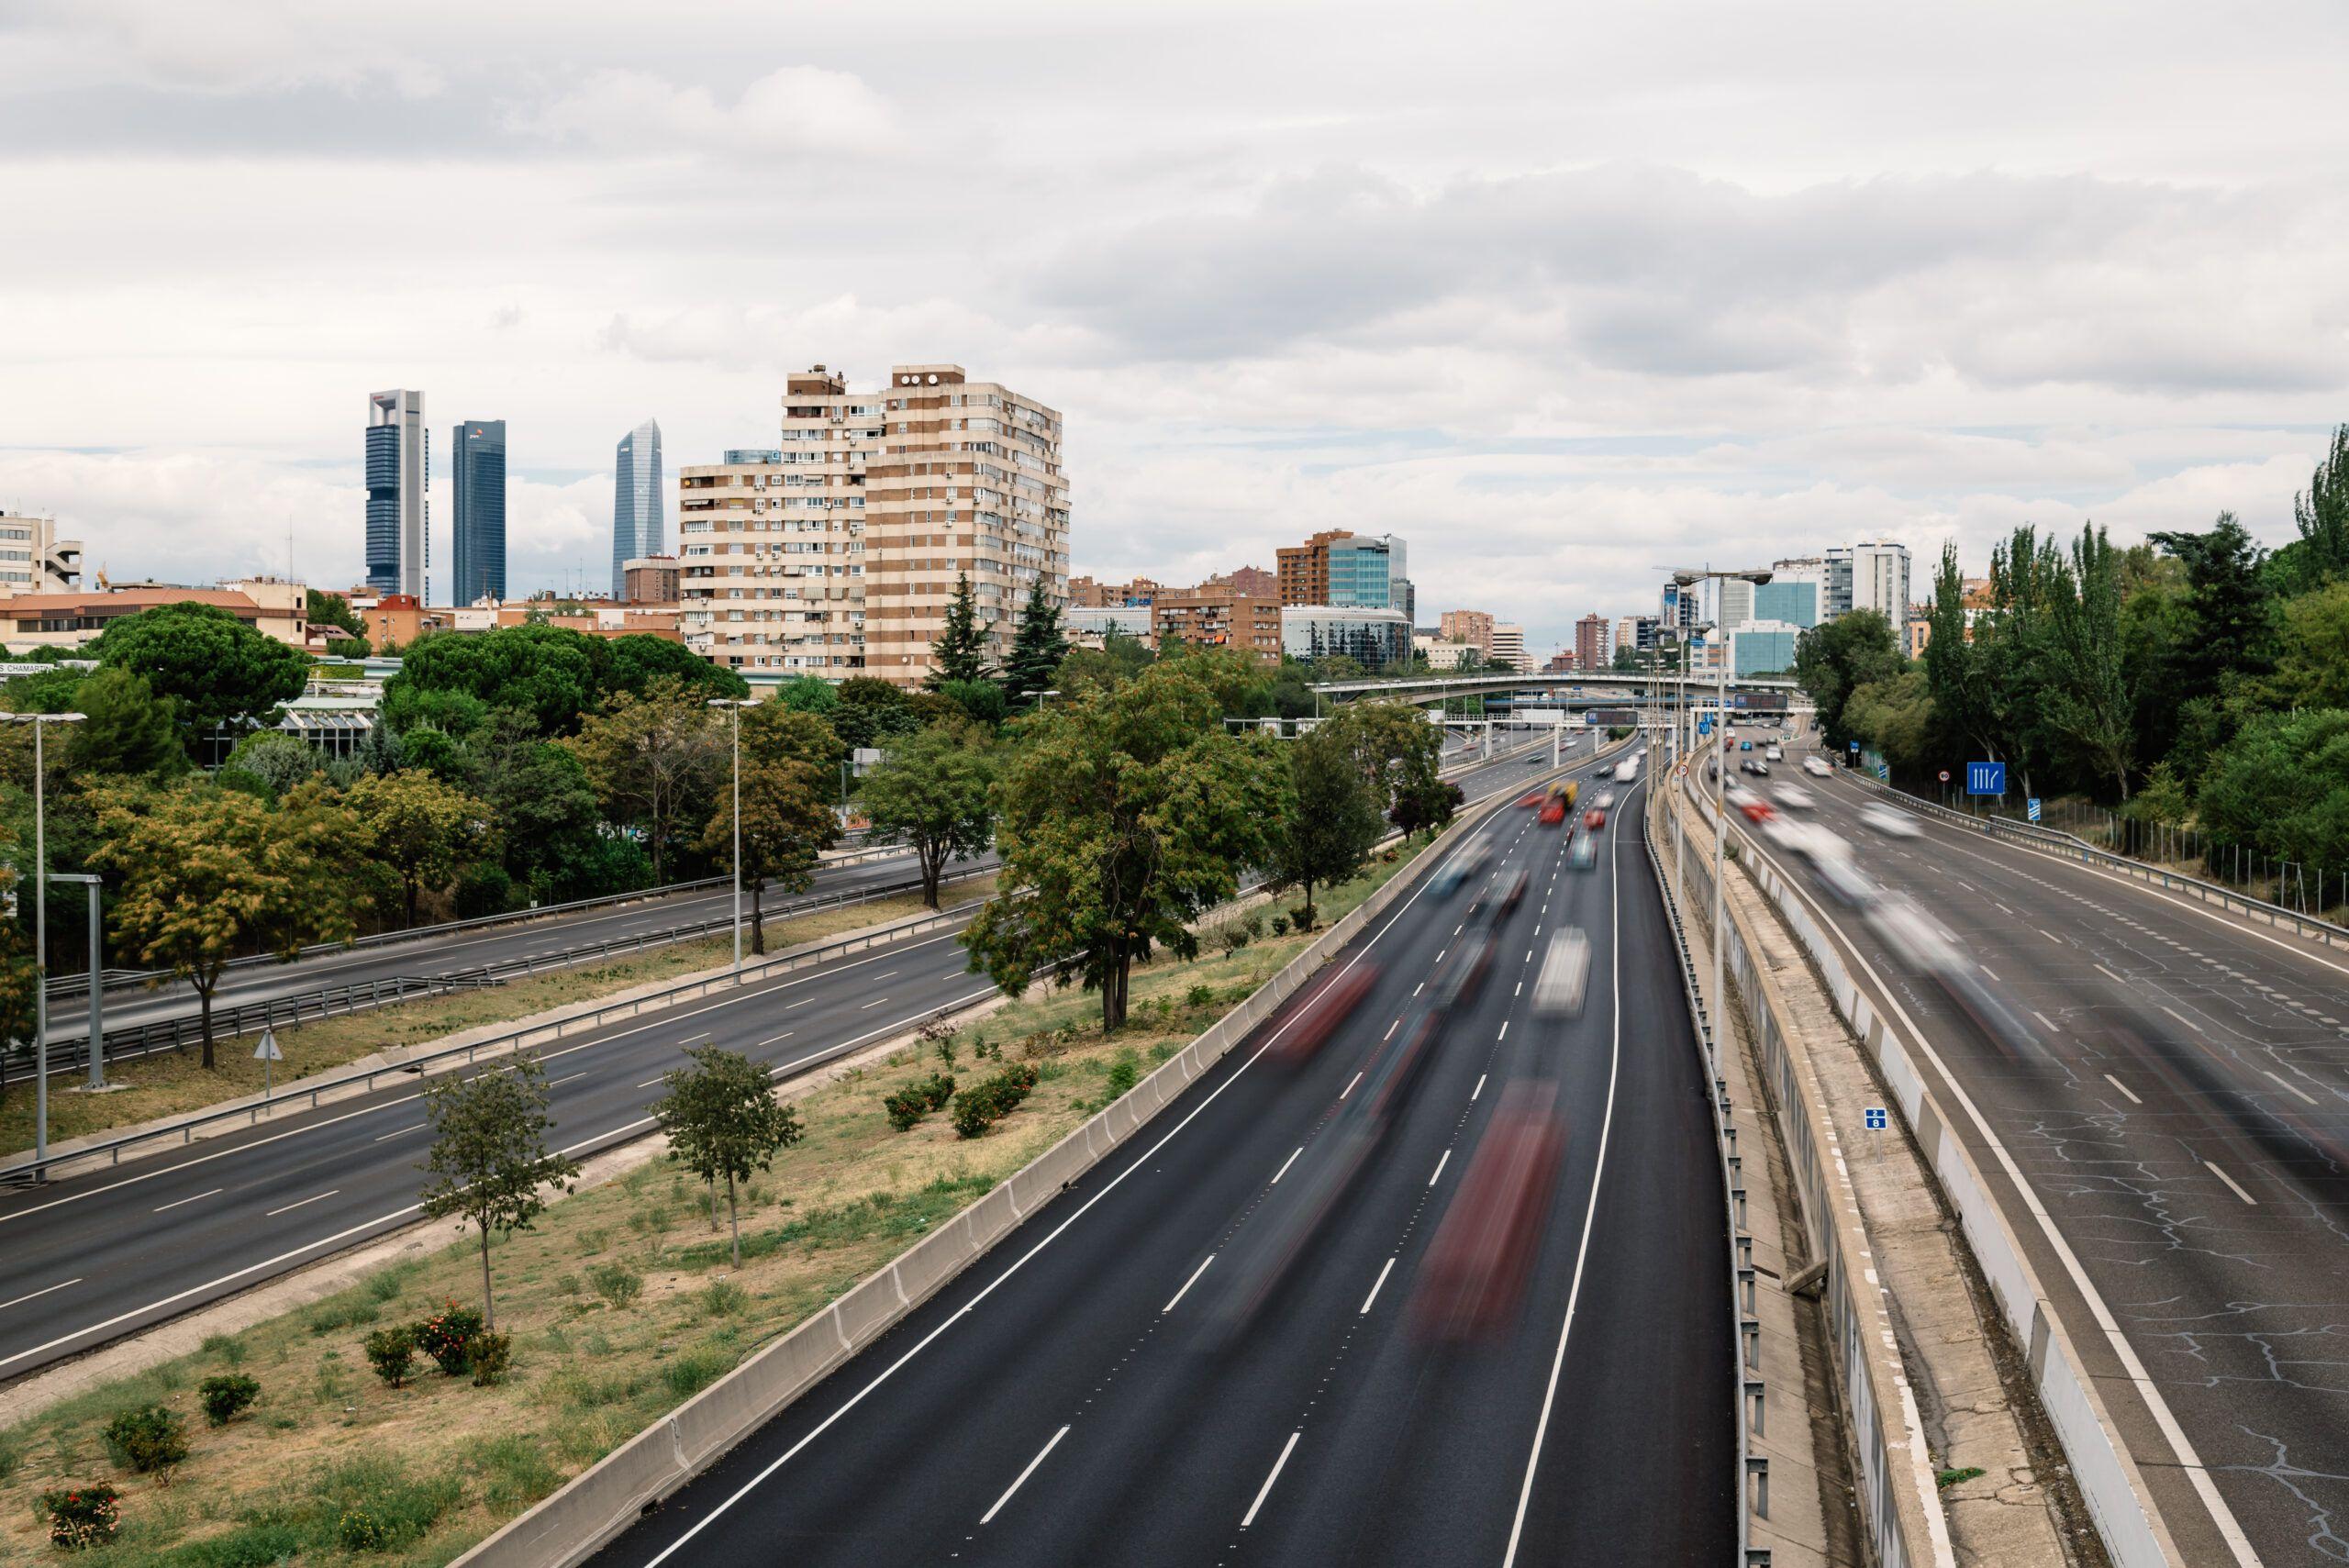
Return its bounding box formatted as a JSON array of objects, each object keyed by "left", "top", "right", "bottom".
[
  {"left": 1439, "top": 608, "right": 1495, "bottom": 657},
  {"left": 365, "top": 389, "right": 427, "bottom": 596},
  {"left": 622, "top": 554, "right": 679, "bottom": 605},
  {"left": 0, "top": 512, "right": 81, "bottom": 596},
  {"left": 1851, "top": 540, "right": 1910, "bottom": 623},
  {"left": 1660, "top": 578, "right": 1698, "bottom": 637},
  {"left": 1414, "top": 635, "right": 1475, "bottom": 670},
  {"left": 1753, "top": 579, "right": 1819, "bottom": 628},
  {"left": 1277, "top": 531, "right": 1410, "bottom": 617},
  {"left": 1283, "top": 605, "right": 1409, "bottom": 669},
  {"left": 612, "top": 418, "right": 664, "bottom": 601},
  {"left": 1158, "top": 591, "right": 1282, "bottom": 664},
  {"left": 1729, "top": 620, "right": 1803, "bottom": 676},
  {"left": 678, "top": 363, "right": 1069, "bottom": 684},
  {"left": 450, "top": 419, "right": 507, "bottom": 605},
  {"left": 1490, "top": 621, "right": 1530, "bottom": 673},
  {"left": 1069, "top": 605, "right": 1153, "bottom": 649},
  {"left": 1822, "top": 547, "right": 1855, "bottom": 618},
  {"left": 1701, "top": 575, "right": 1757, "bottom": 630}
]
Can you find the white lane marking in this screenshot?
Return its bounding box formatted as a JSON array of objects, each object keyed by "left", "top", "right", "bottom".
[
  {"left": 868, "top": 971, "right": 898, "bottom": 982},
  {"left": 1271, "top": 1147, "right": 1303, "bottom": 1184},
  {"left": 1981, "top": 963, "right": 2000, "bottom": 981},
  {"left": 756, "top": 1031, "right": 794, "bottom": 1049},
  {"left": 785, "top": 997, "right": 816, "bottom": 1009},
  {"left": 1357, "top": 1260, "right": 1394, "bottom": 1317},
  {"left": 1428, "top": 1150, "right": 1451, "bottom": 1186},
  {"left": 980, "top": 1425, "right": 1070, "bottom": 1524},
  {"left": 1497, "top": 1021, "right": 1508, "bottom": 1040},
  {"left": 1384, "top": 1019, "right": 1399, "bottom": 1041},
  {"left": 549, "top": 1072, "right": 586, "bottom": 1087},
  {"left": 1434, "top": 950, "right": 1447, "bottom": 964},
  {"left": 153, "top": 1188, "right": 223, "bottom": 1212},
  {"left": 1515, "top": 981, "right": 1522, "bottom": 997},
  {"left": 264, "top": 1189, "right": 339, "bottom": 1218},
  {"left": 1472, "top": 1074, "right": 1486, "bottom": 1102},
  {"left": 2094, "top": 963, "right": 2126, "bottom": 984},
  {"left": 1162, "top": 1255, "right": 1214, "bottom": 1315},
  {"left": 2205, "top": 1162, "right": 2258, "bottom": 1206},
  {"left": 2264, "top": 1071, "right": 2319, "bottom": 1106},
  {"left": 1504, "top": 775, "right": 1633, "bottom": 1568},
  {"left": 0, "top": 1277, "right": 81, "bottom": 1313},
  {"left": 2160, "top": 1006, "right": 2204, "bottom": 1034},
  {"left": 2038, "top": 929, "right": 2061, "bottom": 943},
  {"left": 1340, "top": 1071, "right": 1364, "bottom": 1100},
  {"left": 1453, "top": 923, "right": 1463, "bottom": 936},
  {"left": 859, "top": 997, "right": 890, "bottom": 1009},
  {"left": 2104, "top": 1074, "right": 2142, "bottom": 1106},
  {"left": 636, "top": 1075, "right": 667, "bottom": 1088},
  {"left": 2031, "top": 1010, "right": 2057, "bottom": 1033},
  {"left": 1241, "top": 1431, "right": 1301, "bottom": 1529},
  {"left": 1413, "top": 983, "right": 1424, "bottom": 997}
]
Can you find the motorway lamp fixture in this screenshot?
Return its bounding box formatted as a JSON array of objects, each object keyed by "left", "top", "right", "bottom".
[
  {"left": 707, "top": 699, "right": 753, "bottom": 973},
  {"left": 2, "top": 710, "right": 86, "bottom": 1170}
]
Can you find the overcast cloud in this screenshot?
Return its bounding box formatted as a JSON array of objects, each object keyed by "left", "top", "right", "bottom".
[{"left": 4, "top": 1, "right": 2347, "bottom": 652}]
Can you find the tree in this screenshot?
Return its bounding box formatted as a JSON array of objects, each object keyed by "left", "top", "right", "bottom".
[
  {"left": 2276, "top": 424, "right": 2349, "bottom": 593},
  {"left": 1793, "top": 608, "right": 1903, "bottom": 753},
  {"left": 939, "top": 678, "right": 1009, "bottom": 730},
  {"left": 217, "top": 730, "right": 322, "bottom": 796},
  {"left": 2262, "top": 581, "right": 2349, "bottom": 711},
  {"left": 925, "top": 572, "right": 995, "bottom": 688},
  {"left": 774, "top": 674, "right": 841, "bottom": 716},
  {"left": 66, "top": 668, "right": 184, "bottom": 779},
  {"left": 383, "top": 624, "right": 607, "bottom": 739},
  {"left": 347, "top": 770, "right": 498, "bottom": 927},
  {"left": 1842, "top": 670, "right": 1934, "bottom": 775},
  {"left": 0, "top": 834, "right": 37, "bottom": 1115},
  {"left": 90, "top": 784, "right": 367, "bottom": 1067},
  {"left": 651, "top": 1044, "right": 803, "bottom": 1267},
  {"left": 699, "top": 759, "right": 838, "bottom": 952},
  {"left": 604, "top": 635, "right": 751, "bottom": 704},
  {"left": 307, "top": 589, "right": 363, "bottom": 637},
  {"left": 964, "top": 661, "right": 1287, "bottom": 1030},
  {"left": 829, "top": 677, "right": 920, "bottom": 754},
  {"left": 417, "top": 1054, "right": 580, "bottom": 1328},
  {"left": 740, "top": 702, "right": 841, "bottom": 772},
  {"left": 93, "top": 602, "right": 309, "bottom": 760},
  {"left": 859, "top": 726, "right": 996, "bottom": 907},
  {"left": 2147, "top": 513, "right": 2274, "bottom": 712},
  {"left": 568, "top": 675, "right": 721, "bottom": 884},
  {"left": 1001, "top": 579, "right": 1070, "bottom": 707},
  {"left": 1268, "top": 725, "right": 1378, "bottom": 928},
  {"left": 2197, "top": 709, "right": 2349, "bottom": 876},
  {"left": 2038, "top": 524, "right": 2138, "bottom": 799},
  {"left": 1321, "top": 700, "right": 1451, "bottom": 840},
  {"left": 1056, "top": 629, "right": 1155, "bottom": 695}
]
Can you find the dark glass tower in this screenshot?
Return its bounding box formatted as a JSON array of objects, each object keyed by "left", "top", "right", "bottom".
[
  {"left": 451, "top": 420, "right": 507, "bottom": 604},
  {"left": 365, "top": 389, "right": 425, "bottom": 595},
  {"left": 612, "top": 417, "right": 662, "bottom": 599}
]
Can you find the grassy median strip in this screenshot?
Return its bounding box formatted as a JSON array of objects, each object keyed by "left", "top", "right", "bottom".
[
  {"left": 0, "top": 880, "right": 996, "bottom": 1161},
  {"left": 0, "top": 847, "right": 1424, "bottom": 1565}
]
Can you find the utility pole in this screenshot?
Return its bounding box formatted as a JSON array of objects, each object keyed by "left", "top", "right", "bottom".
[
  {"left": 707, "top": 698, "right": 751, "bottom": 972},
  {"left": 5, "top": 710, "right": 87, "bottom": 1169}
]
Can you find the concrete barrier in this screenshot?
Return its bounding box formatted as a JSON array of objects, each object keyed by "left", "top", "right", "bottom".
[{"left": 452, "top": 782, "right": 1523, "bottom": 1568}]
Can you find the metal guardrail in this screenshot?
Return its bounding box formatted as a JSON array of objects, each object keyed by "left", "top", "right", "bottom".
[
  {"left": 3, "top": 895, "right": 993, "bottom": 1185},
  {"left": 41, "top": 841, "right": 934, "bottom": 1000},
  {"left": 10, "top": 862, "right": 996, "bottom": 1084},
  {"left": 1845, "top": 771, "right": 2349, "bottom": 952}
]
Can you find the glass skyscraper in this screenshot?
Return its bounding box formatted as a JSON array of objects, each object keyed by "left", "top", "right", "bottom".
[
  {"left": 365, "top": 389, "right": 426, "bottom": 595},
  {"left": 612, "top": 417, "right": 662, "bottom": 599},
  {"left": 451, "top": 420, "right": 507, "bottom": 605},
  {"left": 1325, "top": 534, "right": 1410, "bottom": 619}
]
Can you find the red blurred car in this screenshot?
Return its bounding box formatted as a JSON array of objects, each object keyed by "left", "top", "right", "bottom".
[
  {"left": 1518, "top": 792, "right": 1546, "bottom": 809},
  {"left": 1538, "top": 800, "right": 1567, "bottom": 827},
  {"left": 1411, "top": 1081, "right": 1565, "bottom": 1341},
  {"left": 1582, "top": 808, "right": 1606, "bottom": 831},
  {"left": 1270, "top": 963, "right": 1379, "bottom": 1063}
]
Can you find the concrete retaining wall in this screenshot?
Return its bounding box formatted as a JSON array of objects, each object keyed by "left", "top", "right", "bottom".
[{"left": 451, "top": 788, "right": 1514, "bottom": 1568}]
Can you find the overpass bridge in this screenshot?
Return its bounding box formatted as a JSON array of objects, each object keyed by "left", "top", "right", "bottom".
[{"left": 1309, "top": 669, "right": 1804, "bottom": 710}]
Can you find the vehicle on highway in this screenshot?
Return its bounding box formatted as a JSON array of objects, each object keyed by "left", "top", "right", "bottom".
[
  {"left": 1410, "top": 1081, "right": 1565, "bottom": 1343},
  {"left": 1725, "top": 785, "right": 1774, "bottom": 823},
  {"left": 1518, "top": 791, "right": 1546, "bottom": 808},
  {"left": 1859, "top": 803, "right": 1921, "bottom": 839},
  {"left": 1765, "top": 745, "right": 1783, "bottom": 761},
  {"left": 1270, "top": 963, "right": 1379, "bottom": 1063},
  {"left": 1531, "top": 929, "right": 1591, "bottom": 1017},
  {"left": 1803, "top": 756, "right": 1832, "bottom": 777},
  {"left": 1592, "top": 791, "right": 1617, "bottom": 810},
  {"left": 1774, "top": 784, "right": 1814, "bottom": 810},
  {"left": 1582, "top": 807, "right": 1606, "bottom": 831},
  {"left": 1567, "top": 833, "right": 1598, "bottom": 871},
  {"left": 1497, "top": 871, "right": 1531, "bottom": 918},
  {"left": 1749, "top": 762, "right": 1770, "bottom": 777},
  {"left": 1434, "top": 931, "right": 1496, "bottom": 1013},
  {"left": 1548, "top": 779, "right": 1580, "bottom": 806},
  {"left": 1431, "top": 842, "right": 1493, "bottom": 895},
  {"left": 1538, "top": 799, "right": 1567, "bottom": 826},
  {"left": 1864, "top": 893, "right": 2039, "bottom": 1062},
  {"left": 1612, "top": 758, "right": 1637, "bottom": 783},
  {"left": 1740, "top": 740, "right": 1753, "bottom": 751}
]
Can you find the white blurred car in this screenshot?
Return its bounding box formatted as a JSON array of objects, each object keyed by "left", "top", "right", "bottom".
[
  {"left": 1773, "top": 784, "right": 1815, "bottom": 810},
  {"left": 1531, "top": 929, "right": 1592, "bottom": 1017},
  {"left": 1860, "top": 804, "right": 1922, "bottom": 839},
  {"left": 1803, "top": 757, "right": 1832, "bottom": 777}
]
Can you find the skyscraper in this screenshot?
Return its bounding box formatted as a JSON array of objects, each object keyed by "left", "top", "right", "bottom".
[
  {"left": 365, "top": 390, "right": 426, "bottom": 596},
  {"left": 1851, "top": 539, "right": 1911, "bottom": 622},
  {"left": 451, "top": 419, "right": 507, "bottom": 605},
  {"left": 612, "top": 418, "right": 663, "bottom": 600}
]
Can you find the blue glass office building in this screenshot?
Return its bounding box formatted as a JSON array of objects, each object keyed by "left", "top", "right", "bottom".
[
  {"left": 451, "top": 420, "right": 507, "bottom": 604},
  {"left": 612, "top": 418, "right": 663, "bottom": 599},
  {"left": 1325, "top": 534, "right": 1412, "bottom": 620}
]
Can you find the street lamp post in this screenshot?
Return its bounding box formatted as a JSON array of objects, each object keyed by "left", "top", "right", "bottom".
[
  {"left": 48, "top": 873, "right": 104, "bottom": 1089},
  {"left": 707, "top": 699, "right": 751, "bottom": 973},
  {"left": 4, "top": 710, "right": 86, "bottom": 1169}
]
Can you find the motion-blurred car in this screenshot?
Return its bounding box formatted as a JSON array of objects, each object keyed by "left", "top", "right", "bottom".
[
  {"left": 1538, "top": 799, "right": 1567, "bottom": 827},
  {"left": 1859, "top": 804, "right": 1921, "bottom": 839},
  {"left": 1725, "top": 786, "right": 1775, "bottom": 824},
  {"left": 1269, "top": 963, "right": 1379, "bottom": 1063},
  {"left": 1410, "top": 1082, "right": 1565, "bottom": 1342},
  {"left": 1803, "top": 757, "right": 1832, "bottom": 777},
  {"left": 1765, "top": 746, "right": 1784, "bottom": 762},
  {"left": 1583, "top": 808, "right": 1606, "bottom": 830},
  {"left": 1773, "top": 784, "right": 1815, "bottom": 810},
  {"left": 1518, "top": 791, "right": 1546, "bottom": 808},
  {"left": 1749, "top": 762, "right": 1770, "bottom": 777},
  {"left": 1592, "top": 791, "right": 1617, "bottom": 810},
  {"left": 1432, "top": 842, "right": 1493, "bottom": 895},
  {"left": 1434, "top": 932, "right": 1496, "bottom": 1013},
  {"left": 1531, "top": 929, "right": 1591, "bottom": 1017},
  {"left": 1567, "top": 834, "right": 1598, "bottom": 871},
  {"left": 1497, "top": 871, "right": 1531, "bottom": 918}
]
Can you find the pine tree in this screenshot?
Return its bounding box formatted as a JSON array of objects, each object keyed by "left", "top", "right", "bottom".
[
  {"left": 1002, "top": 579, "right": 1071, "bottom": 706},
  {"left": 926, "top": 572, "right": 995, "bottom": 689}
]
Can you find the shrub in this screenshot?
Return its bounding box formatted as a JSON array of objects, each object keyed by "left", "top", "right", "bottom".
[
  {"left": 468, "top": 1330, "right": 513, "bottom": 1387},
  {"left": 971, "top": 1035, "right": 1001, "bottom": 1062},
  {"left": 951, "top": 1063, "right": 1040, "bottom": 1139},
  {"left": 662, "top": 1348, "right": 734, "bottom": 1399},
  {"left": 41, "top": 1485, "right": 121, "bottom": 1550},
  {"left": 882, "top": 1088, "right": 928, "bottom": 1131},
  {"left": 1104, "top": 1051, "right": 1141, "bottom": 1100},
  {"left": 363, "top": 1326, "right": 417, "bottom": 1387},
  {"left": 414, "top": 1300, "right": 484, "bottom": 1377},
  {"left": 1268, "top": 914, "right": 1289, "bottom": 938},
  {"left": 1186, "top": 983, "right": 1216, "bottom": 1009},
  {"left": 197, "top": 1373, "right": 261, "bottom": 1427},
  {"left": 1243, "top": 911, "right": 1265, "bottom": 940},
  {"left": 338, "top": 1508, "right": 394, "bottom": 1551},
  {"left": 702, "top": 1280, "right": 748, "bottom": 1318},
  {"left": 1217, "top": 922, "right": 1251, "bottom": 955},
  {"left": 586, "top": 1261, "right": 644, "bottom": 1308},
  {"left": 102, "top": 1405, "right": 190, "bottom": 1479}
]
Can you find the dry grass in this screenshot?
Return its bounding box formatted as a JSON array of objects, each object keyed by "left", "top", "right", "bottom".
[
  {"left": 0, "top": 878, "right": 996, "bottom": 1159},
  {"left": 0, "top": 851, "right": 1418, "bottom": 1566}
]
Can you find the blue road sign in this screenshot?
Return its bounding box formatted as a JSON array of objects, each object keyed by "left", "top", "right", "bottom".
[
  {"left": 1864, "top": 1106, "right": 1888, "bottom": 1130},
  {"left": 2027, "top": 797, "right": 2042, "bottom": 823},
  {"left": 1697, "top": 717, "right": 1712, "bottom": 736},
  {"left": 1848, "top": 740, "right": 1859, "bottom": 752},
  {"left": 1876, "top": 762, "right": 1889, "bottom": 781},
  {"left": 1966, "top": 761, "right": 2007, "bottom": 796}
]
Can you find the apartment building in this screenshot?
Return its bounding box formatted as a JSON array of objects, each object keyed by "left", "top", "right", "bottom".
[
  {"left": 1438, "top": 608, "right": 1495, "bottom": 657},
  {"left": 1070, "top": 574, "right": 1164, "bottom": 608},
  {"left": 1574, "top": 613, "right": 1612, "bottom": 672},
  {"left": 0, "top": 511, "right": 81, "bottom": 596},
  {"left": 1205, "top": 565, "right": 1275, "bottom": 599},
  {"left": 1157, "top": 589, "right": 1283, "bottom": 664},
  {"left": 621, "top": 555, "right": 680, "bottom": 606},
  {"left": 1490, "top": 622, "right": 1530, "bottom": 673},
  {"left": 1851, "top": 539, "right": 1911, "bottom": 622}
]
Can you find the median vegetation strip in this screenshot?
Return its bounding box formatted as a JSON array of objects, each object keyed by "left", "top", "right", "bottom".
[
  {"left": 0, "top": 878, "right": 995, "bottom": 1162},
  {"left": 0, "top": 849, "right": 1419, "bottom": 1565}
]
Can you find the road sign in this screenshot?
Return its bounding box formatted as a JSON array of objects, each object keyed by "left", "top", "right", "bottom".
[
  {"left": 1938, "top": 769, "right": 1951, "bottom": 783},
  {"left": 2027, "top": 797, "right": 2042, "bottom": 823},
  {"left": 1966, "top": 761, "right": 2007, "bottom": 796},
  {"left": 1876, "top": 762, "right": 1889, "bottom": 781},
  {"left": 1697, "top": 717, "right": 1712, "bottom": 736},
  {"left": 1848, "top": 740, "right": 1859, "bottom": 752},
  {"left": 255, "top": 1027, "right": 282, "bottom": 1100},
  {"left": 1864, "top": 1106, "right": 1888, "bottom": 1130}
]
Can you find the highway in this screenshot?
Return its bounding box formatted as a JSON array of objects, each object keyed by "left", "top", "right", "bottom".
[
  {"left": 1711, "top": 724, "right": 2349, "bottom": 1567},
  {"left": 582, "top": 756, "right": 1732, "bottom": 1568},
  {"left": 0, "top": 744, "right": 1597, "bottom": 1389}
]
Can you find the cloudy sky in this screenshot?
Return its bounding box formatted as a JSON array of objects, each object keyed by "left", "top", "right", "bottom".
[{"left": 5, "top": 1, "right": 2347, "bottom": 653}]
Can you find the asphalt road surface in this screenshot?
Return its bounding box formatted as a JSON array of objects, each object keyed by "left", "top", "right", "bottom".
[
  {"left": 1715, "top": 725, "right": 2349, "bottom": 1568},
  {"left": 584, "top": 760, "right": 1731, "bottom": 1568}
]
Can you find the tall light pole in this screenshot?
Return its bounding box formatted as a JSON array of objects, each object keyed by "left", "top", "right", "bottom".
[
  {"left": 707, "top": 699, "right": 751, "bottom": 973},
  {"left": 5, "top": 710, "right": 86, "bottom": 1169},
  {"left": 1669, "top": 569, "right": 1772, "bottom": 1058}
]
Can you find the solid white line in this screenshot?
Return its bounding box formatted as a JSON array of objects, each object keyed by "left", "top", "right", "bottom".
[
  {"left": 2160, "top": 1006, "right": 2203, "bottom": 1034},
  {"left": 1271, "top": 1147, "right": 1303, "bottom": 1184},
  {"left": 2264, "top": 1070, "right": 2319, "bottom": 1106},
  {"left": 264, "top": 1189, "right": 339, "bottom": 1218},
  {"left": 2103, "top": 1074, "right": 2142, "bottom": 1106},
  {"left": 2038, "top": 929, "right": 2062, "bottom": 942},
  {"left": 0, "top": 1277, "right": 81, "bottom": 1313},
  {"left": 2095, "top": 963, "right": 2127, "bottom": 984},
  {"left": 1241, "top": 1432, "right": 1301, "bottom": 1529},
  {"left": 2205, "top": 1162, "right": 2257, "bottom": 1206},
  {"left": 1340, "top": 1071, "right": 1364, "bottom": 1100},
  {"left": 1471, "top": 1073, "right": 1486, "bottom": 1101},
  {"left": 1428, "top": 1150, "right": 1451, "bottom": 1186},
  {"left": 153, "top": 1188, "right": 223, "bottom": 1212},
  {"left": 1162, "top": 1255, "right": 1214, "bottom": 1314},
  {"left": 980, "top": 1425, "right": 1069, "bottom": 1524}
]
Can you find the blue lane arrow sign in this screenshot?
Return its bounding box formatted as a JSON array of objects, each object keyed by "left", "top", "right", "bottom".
[{"left": 1965, "top": 761, "right": 2007, "bottom": 796}]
